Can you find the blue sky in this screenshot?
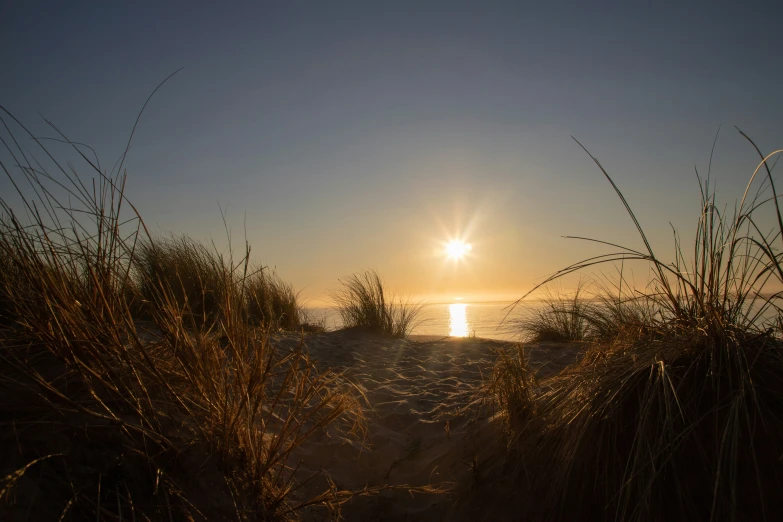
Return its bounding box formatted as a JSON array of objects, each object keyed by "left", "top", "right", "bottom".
[{"left": 2, "top": 1, "right": 782, "bottom": 303}]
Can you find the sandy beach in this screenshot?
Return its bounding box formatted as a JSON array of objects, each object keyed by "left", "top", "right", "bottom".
[{"left": 273, "top": 329, "right": 583, "bottom": 521}]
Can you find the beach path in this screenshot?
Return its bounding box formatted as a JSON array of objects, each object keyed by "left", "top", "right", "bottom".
[{"left": 275, "top": 329, "right": 581, "bottom": 521}]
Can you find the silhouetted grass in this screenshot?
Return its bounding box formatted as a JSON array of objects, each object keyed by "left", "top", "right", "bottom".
[
  {"left": 244, "top": 264, "right": 302, "bottom": 329},
  {"left": 491, "top": 132, "right": 783, "bottom": 521},
  {"left": 0, "top": 107, "right": 364, "bottom": 520},
  {"left": 135, "top": 235, "right": 227, "bottom": 321},
  {"left": 0, "top": 243, "right": 19, "bottom": 324},
  {"left": 136, "top": 236, "right": 302, "bottom": 330},
  {"left": 515, "top": 281, "right": 594, "bottom": 342},
  {"left": 332, "top": 270, "right": 422, "bottom": 338},
  {"left": 515, "top": 280, "right": 658, "bottom": 343},
  {"left": 583, "top": 288, "right": 658, "bottom": 342}
]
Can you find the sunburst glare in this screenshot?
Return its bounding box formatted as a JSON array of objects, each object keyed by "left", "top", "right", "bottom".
[{"left": 445, "top": 240, "right": 472, "bottom": 260}]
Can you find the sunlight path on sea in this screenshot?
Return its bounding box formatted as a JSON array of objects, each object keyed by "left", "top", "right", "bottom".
[
  {"left": 303, "top": 301, "right": 540, "bottom": 341},
  {"left": 449, "top": 303, "right": 469, "bottom": 337}
]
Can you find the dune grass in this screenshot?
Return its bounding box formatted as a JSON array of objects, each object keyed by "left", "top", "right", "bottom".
[
  {"left": 135, "top": 235, "right": 302, "bottom": 330},
  {"left": 0, "top": 108, "right": 365, "bottom": 520},
  {"left": 491, "top": 132, "right": 783, "bottom": 521},
  {"left": 515, "top": 279, "right": 659, "bottom": 343},
  {"left": 515, "top": 281, "right": 595, "bottom": 342},
  {"left": 332, "top": 270, "right": 422, "bottom": 338}
]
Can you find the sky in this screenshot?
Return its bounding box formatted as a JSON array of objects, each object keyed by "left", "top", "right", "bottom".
[{"left": 2, "top": 1, "right": 783, "bottom": 305}]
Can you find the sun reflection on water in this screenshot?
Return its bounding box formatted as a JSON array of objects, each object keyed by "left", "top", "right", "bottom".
[{"left": 449, "top": 303, "right": 469, "bottom": 337}]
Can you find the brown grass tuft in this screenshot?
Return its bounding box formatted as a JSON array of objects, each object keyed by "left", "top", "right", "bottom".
[
  {"left": 332, "top": 269, "right": 422, "bottom": 338},
  {"left": 0, "top": 104, "right": 364, "bottom": 521},
  {"left": 491, "top": 132, "right": 783, "bottom": 521},
  {"left": 135, "top": 235, "right": 303, "bottom": 330}
]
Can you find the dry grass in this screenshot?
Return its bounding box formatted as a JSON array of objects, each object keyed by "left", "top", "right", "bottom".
[
  {"left": 491, "top": 131, "right": 783, "bottom": 521},
  {"left": 514, "top": 280, "right": 659, "bottom": 344},
  {"left": 136, "top": 235, "right": 303, "bottom": 330},
  {"left": 332, "top": 270, "right": 422, "bottom": 338},
  {"left": 0, "top": 105, "right": 365, "bottom": 520},
  {"left": 514, "top": 281, "right": 594, "bottom": 342}
]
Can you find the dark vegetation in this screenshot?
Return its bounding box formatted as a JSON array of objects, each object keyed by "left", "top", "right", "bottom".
[
  {"left": 0, "top": 106, "right": 365, "bottom": 520},
  {"left": 135, "top": 235, "right": 302, "bottom": 330},
  {"left": 515, "top": 280, "right": 657, "bottom": 343},
  {"left": 493, "top": 132, "right": 783, "bottom": 521},
  {"left": 332, "top": 269, "right": 422, "bottom": 338}
]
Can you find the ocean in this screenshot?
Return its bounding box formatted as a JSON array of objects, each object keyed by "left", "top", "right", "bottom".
[
  {"left": 304, "top": 301, "right": 532, "bottom": 341},
  {"left": 304, "top": 298, "right": 782, "bottom": 342}
]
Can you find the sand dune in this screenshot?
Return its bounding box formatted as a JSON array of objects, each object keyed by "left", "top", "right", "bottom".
[{"left": 273, "top": 329, "right": 583, "bottom": 521}]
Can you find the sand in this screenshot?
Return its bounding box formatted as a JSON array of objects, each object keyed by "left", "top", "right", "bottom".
[{"left": 273, "top": 329, "right": 583, "bottom": 521}]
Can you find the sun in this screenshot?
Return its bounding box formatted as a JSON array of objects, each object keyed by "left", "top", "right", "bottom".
[{"left": 445, "top": 240, "right": 472, "bottom": 260}]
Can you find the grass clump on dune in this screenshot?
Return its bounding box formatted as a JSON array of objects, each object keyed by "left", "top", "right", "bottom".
[
  {"left": 332, "top": 269, "right": 422, "bottom": 338},
  {"left": 515, "top": 281, "right": 595, "bottom": 342},
  {"left": 135, "top": 235, "right": 227, "bottom": 321},
  {"left": 491, "top": 132, "right": 783, "bottom": 521},
  {"left": 0, "top": 107, "right": 364, "bottom": 521},
  {"left": 516, "top": 279, "right": 658, "bottom": 343},
  {"left": 243, "top": 265, "right": 302, "bottom": 329},
  {"left": 136, "top": 235, "right": 302, "bottom": 330}
]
